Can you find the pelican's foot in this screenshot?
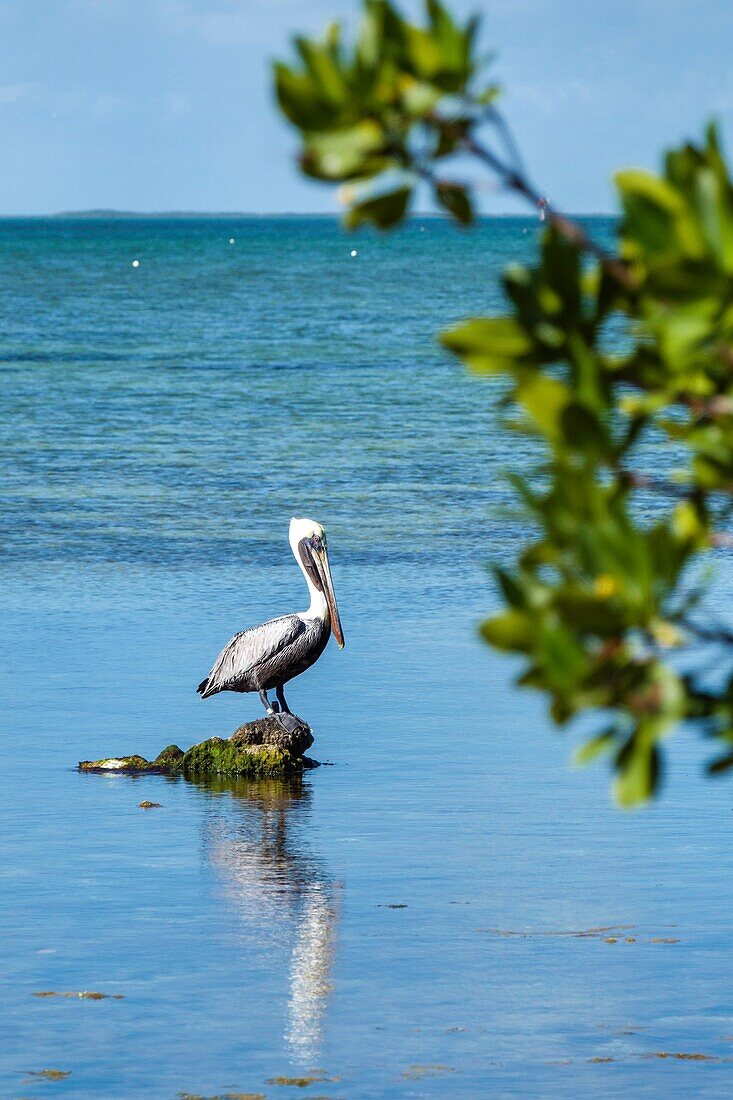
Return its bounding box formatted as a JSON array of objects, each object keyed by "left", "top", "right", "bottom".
[{"left": 274, "top": 711, "right": 309, "bottom": 735}]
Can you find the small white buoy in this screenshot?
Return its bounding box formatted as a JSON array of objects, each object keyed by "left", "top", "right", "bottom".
[
  {"left": 132, "top": 259, "right": 140, "bottom": 267},
  {"left": 350, "top": 249, "right": 357, "bottom": 257},
  {"left": 229, "top": 238, "right": 235, "bottom": 244},
  {"left": 522, "top": 228, "right": 528, "bottom": 234},
  {"left": 419, "top": 225, "right": 426, "bottom": 232}
]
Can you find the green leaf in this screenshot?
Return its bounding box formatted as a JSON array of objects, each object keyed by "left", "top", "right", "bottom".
[
  {"left": 344, "top": 185, "right": 412, "bottom": 228},
  {"left": 615, "top": 169, "right": 683, "bottom": 216},
  {"left": 294, "top": 36, "right": 348, "bottom": 104},
  {"left": 425, "top": 0, "right": 470, "bottom": 78},
  {"left": 695, "top": 166, "right": 733, "bottom": 273},
  {"left": 516, "top": 374, "right": 571, "bottom": 436},
  {"left": 400, "top": 79, "right": 442, "bottom": 116},
  {"left": 542, "top": 229, "right": 581, "bottom": 320},
  {"left": 616, "top": 169, "right": 685, "bottom": 258},
  {"left": 536, "top": 621, "right": 588, "bottom": 696},
  {"left": 480, "top": 610, "right": 533, "bottom": 651},
  {"left": 559, "top": 403, "right": 605, "bottom": 452},
  {"left": 304, "top": 121, "right": 385, "bottom": 180},
  {"left": 573, "top": 730, "right": 617, "bottom": 767},
  {"left": 553, "top": 590, "right": 627, "bottom": 635},
  {"left": 614, "top": 732, "right": 661, "bottom": 808},
  {"left": 403, "top": 24, "right": 443, "bottom": 79},
  {"left": 441, "top": 316, "right": 532, "bottom": 372},
  {"left": 435, "top": 182, "right": 473, "bottom": 224},
  {"left": 708, "top": 750, "right": 733, "bottom": 775},
  {"left": 427, "top": 0, "right": 455, "bottom": 36},
  {"left": 273, "top": 63, "right": 335, "bottom": 130},
  {"left": 492, "top": 566, "right": 525, "bottom": 609}
]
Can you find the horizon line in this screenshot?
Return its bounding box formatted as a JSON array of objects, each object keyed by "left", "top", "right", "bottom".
[{"left": 0, "top": 208, "right": 618, "bottom": 220}]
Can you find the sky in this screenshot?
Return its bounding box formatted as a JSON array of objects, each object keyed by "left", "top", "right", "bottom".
[{"left": 0, "top": 0, "right": 732, "bottom": 215}]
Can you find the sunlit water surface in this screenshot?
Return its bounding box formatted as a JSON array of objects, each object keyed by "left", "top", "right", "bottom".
[{"left": 1, "top": 217, "right": 732, "bottom": 1098}]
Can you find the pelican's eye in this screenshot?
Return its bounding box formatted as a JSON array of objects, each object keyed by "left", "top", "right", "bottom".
[{"left": 311, "top": 534, "right": 323, "bottom": 551}]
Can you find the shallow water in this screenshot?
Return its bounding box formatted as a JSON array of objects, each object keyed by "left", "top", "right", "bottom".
[{"left": 2, "top": 217, "right": 733, "bottom": 1098}]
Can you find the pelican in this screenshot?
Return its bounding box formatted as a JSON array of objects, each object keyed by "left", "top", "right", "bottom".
[{"left": 197, "top": 517, "right": 344, "bottom": 731}]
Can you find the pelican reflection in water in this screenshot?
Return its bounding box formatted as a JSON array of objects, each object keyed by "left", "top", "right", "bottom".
[
  {"left": 198, "top": 776, "right": 340, "bottom": 1063},
  {"left": 198, "top": 518, "right": 344, "bottom": 732}
]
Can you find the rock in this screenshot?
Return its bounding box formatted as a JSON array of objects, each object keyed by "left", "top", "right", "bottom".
[
  {"left": 78, "top": 719, "right": 315, "bottom": 780},
  {"left": 181, "top": 715, "right": 313, "bottom": 779},
  {"left": 152, "top": 744, "right": 186, "bottom": 769},
  {"left": 230, "top": 715, "right": 314, "bottom": 756},
  {"left": 78, "top": 745, "right": 184, "bottom": 774}
]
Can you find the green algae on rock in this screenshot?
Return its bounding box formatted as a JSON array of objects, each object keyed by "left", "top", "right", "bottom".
[
  {"left": 154, "top": 744, "right": 188, "bottom": 769},
  {"left": 180, "top": 716, "right": 315, "bottom": 778},
  {"left": 78, "top": 717, "right": 317, "bottom": 779},
  {"left": 78, "top": 745, "right": 185, "bottom": 774},
  {"left": 181, "top": 739, "right": 303, "bottom": 779}
]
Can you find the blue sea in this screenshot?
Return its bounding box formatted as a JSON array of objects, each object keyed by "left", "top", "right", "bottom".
[{"left": 2, "top": 216, "right": 733, "bottom": 1098}]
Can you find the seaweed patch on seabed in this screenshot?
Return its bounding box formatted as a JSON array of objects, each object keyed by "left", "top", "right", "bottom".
[
  {"left": 266, "top": 1071, "right": 341, "bottom": 1087},
  {"left": 478, "top": 924, "right": 634, "bottom": 938},
  {"left": 23, "top": 1068, "right": 71, "bottom": 1081},
  {"left": 399, "top": 1065, "right": 455, "bottom": 1080},
  {"left": 640, "top": 1052, "right": 730, "bottom": 1062},
  {"left": 178, "top": 1093, "right": 266, "bottom": 1099},
  {"left": 33, "top": 990, "right": 124, "bottom": 1000},
  {"left": 549, "top": 1052, "right": 733, "bottom": 1065},
  {"left": 476, "top": 924, "right": 682, "bottom": 943},
  {"left": 177, "top": 1093, "right": 266, "bottom": 1099}
]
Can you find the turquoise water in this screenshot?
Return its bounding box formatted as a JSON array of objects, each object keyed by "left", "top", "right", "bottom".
[{"left": 2, "top": 217, "right": 733, "bottom": 1098}]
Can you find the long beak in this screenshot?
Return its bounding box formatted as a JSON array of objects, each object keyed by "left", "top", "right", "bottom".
[{"left": 314, "top": 545, "right": 344, "bottom": 649}]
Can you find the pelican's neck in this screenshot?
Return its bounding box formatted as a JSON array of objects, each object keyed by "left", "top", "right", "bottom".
[
  {"left": 291, "top": 536, "right": 329, "bottom": 623},
  {"left": 304, "top": 577, "right": 328, "bottom": 622}
]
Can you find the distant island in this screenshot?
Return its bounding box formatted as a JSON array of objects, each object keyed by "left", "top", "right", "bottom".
[
  {"left": 48, "top": 209, "right": 329, "bottom": 219},
  {"left": 2, "top": 209, "right": 615, "bottom": 220}
]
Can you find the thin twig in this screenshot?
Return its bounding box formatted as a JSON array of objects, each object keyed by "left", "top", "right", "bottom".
[
  {"left": 683, "top": 619, "right": 733, "bottom": 645},
  {"left": 461, "top": 134, "right": 634, "bottom": 289},
  {"left": 484, "top": 106, "right": 529, "bottom": 181},
  {"left": 626, "top": 472, "right": 695, "bottom": 499},
  {"left": 685, "top": 395, "right": 733, "bottom": 419}
]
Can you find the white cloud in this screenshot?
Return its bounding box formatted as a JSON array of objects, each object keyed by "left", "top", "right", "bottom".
[
  {"left": 162, "top": 91, "right": 191, "bottom": 118},
  {"left": 153, "top": 0, "right": 344, "bottom": 46},
  {"left": 30, "top": 86, "right": 132, "bottom": 122},
  {"left": 0, "top": 82, "right": 36, "bottom": 106},
  {"left": 70, "top": 0, "right": 127, "bottom": 16}
]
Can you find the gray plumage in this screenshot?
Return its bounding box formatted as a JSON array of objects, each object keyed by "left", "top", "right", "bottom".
[
  {"left": 197, "top": 517, "right": 343, "bottom": 722},
  {"left": 197, "top": 613, "right": 329, "bottom": 699}
]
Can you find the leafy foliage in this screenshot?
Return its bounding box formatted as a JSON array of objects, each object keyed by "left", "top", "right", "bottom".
[
  {"left": 273, "top": 0, "right": 498, "bottom": 226},
  {"left": 275, "top": 0, "right": 733, "bottom": 805}
]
